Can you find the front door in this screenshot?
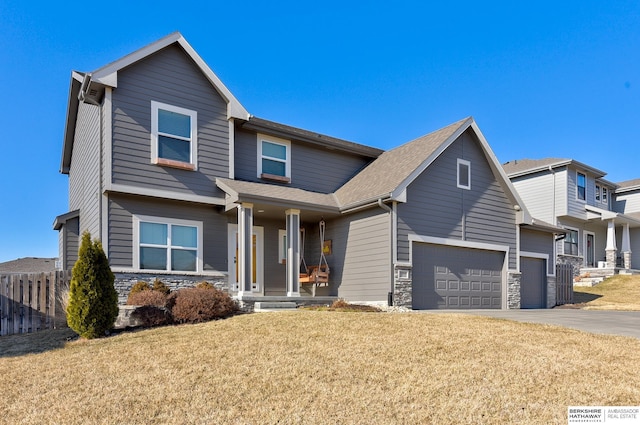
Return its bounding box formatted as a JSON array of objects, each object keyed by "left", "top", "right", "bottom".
[
  {"left": 585, "top": 233, "right": 595, "bottom": 267},
  {"left": 228, "top": 224, "right": 264, "bottom": 294}
]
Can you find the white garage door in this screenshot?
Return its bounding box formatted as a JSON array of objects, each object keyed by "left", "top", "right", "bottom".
[{"left": 412, "top": 243, "right": 503, "bottom": 309}]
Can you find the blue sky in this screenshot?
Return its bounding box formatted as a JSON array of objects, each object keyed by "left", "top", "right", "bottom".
[{"left": 1, "top": 1, "right": 639, "bottom": 263}]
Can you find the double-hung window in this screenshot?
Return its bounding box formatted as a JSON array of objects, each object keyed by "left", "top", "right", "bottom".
[
  {"left": 564, "top": 229, "right": 579, "bottom": 256},
  {"left": 134, "top": 215, "right": 202, "bottom": 272},
  {"left": 577, "top": 172, "right": 586, "bottom": 201},
  {"left": 602, "top": 187, "right": 608, "bottom": 205},
  {"left": 258, "top": 134, "right": 291, "bottom": 183},
  {"left": 595, "top": 185, "right": 601, "bottom": 202},
  {"left": 151, "top": 101, "right": 197, "bottom": 170}
]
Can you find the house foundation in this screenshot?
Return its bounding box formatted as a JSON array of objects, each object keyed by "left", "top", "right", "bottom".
[
  {"left": 507, "top": 271, "right": 521, "bottom": 309},
  {"left": 113, "top": 272, "right": 227, "bottom": 305}
]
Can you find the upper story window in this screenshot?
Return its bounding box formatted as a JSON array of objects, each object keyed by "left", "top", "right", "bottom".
[
  {"left": 602, "top": 187, "right": 608, "bottom": 205},
  {"left": 133, "top": 215, "right": 202, "bottom": 272},
  {"left": 457, "top": 159, "right": 471, "bottom": 190},
  {"left": 595, "top": 185, "right": 601, "bottom": 202},
  {"left": 564, "top": 229, "right": 579, "bottom": 256},
  {"left": 576, "top": 172, "right": 586, "bottom": 201},
  {"left": 151, "top": 101, "right": 197, "bottom": 171},
  {"left": 258, "top": 134, "right": 291, "bottom": 183}
]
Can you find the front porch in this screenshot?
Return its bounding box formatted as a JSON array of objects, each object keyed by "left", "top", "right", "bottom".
[
  {"left": 575, "top": 265, "right": 640, "bottom": 286},
  {"left": 234, "top": 295, "right": 338, "bottom": 312}
]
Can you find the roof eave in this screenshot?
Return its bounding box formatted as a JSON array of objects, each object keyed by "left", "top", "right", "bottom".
[
  {"left": 91, "top": 32, "right": 249, "bottom": 120},
  {"left": 60, "top": 72, "right": 84, "bottom": 174},
  {"left": 241, "top": 117, "right": 383, "bottom": 158}
]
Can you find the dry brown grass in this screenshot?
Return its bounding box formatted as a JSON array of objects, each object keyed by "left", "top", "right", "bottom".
[
  {"left": 574, "top": 274, "right": 640, "bottom": 310},
  {"left": 1, "top": 312, "right": 639, "bottom": 424}
]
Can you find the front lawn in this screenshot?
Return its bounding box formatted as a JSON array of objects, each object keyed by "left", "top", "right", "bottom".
[
  {"left": 573, "top": 274, "right": 640, "bottom": 310},
  {"left": 1, "top": 312, "right": 639, "bottom": 424}
]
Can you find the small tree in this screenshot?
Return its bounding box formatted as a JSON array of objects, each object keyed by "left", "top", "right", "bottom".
[{"left": 66, "top": 232, "right": 119, "bottom": 339}]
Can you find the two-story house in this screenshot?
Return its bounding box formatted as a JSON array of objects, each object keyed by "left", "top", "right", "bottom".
[
  {"left": 503, "top": 158, "right": 640, "bottom": 277},
  {"left": 54, "top": 32, "right": 561, "bottom": 310}
]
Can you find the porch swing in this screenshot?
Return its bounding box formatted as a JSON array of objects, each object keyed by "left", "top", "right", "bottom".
[{"left": 299, "top": 219, "right": 330, "bottom": 296}]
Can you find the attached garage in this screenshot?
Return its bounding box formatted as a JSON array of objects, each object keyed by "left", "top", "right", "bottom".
[
  {"left": 412, "top": 243, "right": 504, "bottom": 309},
  {"left": 520, "top": 257, "right": 547, "bottom": 308}
]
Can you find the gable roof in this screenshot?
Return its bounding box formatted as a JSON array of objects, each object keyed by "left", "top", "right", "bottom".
[
  {"left": 334, "top": 118, "right": 470, "bottom": 208},
  {"left": 503, "top": 158, "right": 607, "bottom": 179},
  {"left": 61, "top": 32, "right": 249, "bottom": 174},
  {"left": 334, "top": 117, "right": 527, "bottom": 215}
]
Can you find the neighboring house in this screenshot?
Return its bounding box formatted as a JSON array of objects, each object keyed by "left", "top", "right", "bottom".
[
  {"left": 0, "top": 257, "right": 59, "bottom": 273},
  {"left": 503, "top": 158, "right": 640, "bottom": 276},
  {"left": 54, "top": 32, "right": 560, "bottom": 310}
]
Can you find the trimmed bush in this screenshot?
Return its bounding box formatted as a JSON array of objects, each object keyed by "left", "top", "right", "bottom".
[
  {"left": 127, "top": 289, "right": 167, "bottom": 307},
  {"left": 128, "top": 281, "right": 151, "bottom": 303},
  {"left": 196, "top": 281, "right": 215, "bottom": 290},
  {"left": 131, "top": 305, "right": 172, "bottom": 328},
  {"left": 152, "top": 278, "right": 171, "bottom": 295},
  {"left": 168, "top": 287, "right": 238, "bottom": 324},
  {"left": 66, "top": 232, "right": 119, "bottom": 339}
]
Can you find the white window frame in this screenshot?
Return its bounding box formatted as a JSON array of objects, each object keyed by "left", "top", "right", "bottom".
[
  {"left": 132, "top": 214, "right": 203, "bottom": 273},
  {"left": 151, "top": 101, "right": 198, "bottom": 170},
  {"left": 576, "top": 171, "right": 586, "bottom": 201},
  {"left": 602, "top": 187, "right": 608, "bottom": 205},
  {"left": 257, "top": 134, "right": 291, "bottom": 182},
  {"left": 563, "top": 227, "right": 579, "bottom": 257},
  {"left": 595, "top": 184, "right": 601, "bottom": 202},
  {"left": 457, "top": 159, "right": 471, "bottom": 190}
]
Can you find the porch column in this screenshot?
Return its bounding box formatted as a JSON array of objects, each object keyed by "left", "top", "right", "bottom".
[
  {"left": 237, "top": 203, "right": 254, "bottom": 297},
  {"left": 286, "top": 209, "right": 301, "bottom": 297},
  {"left": 605, "top": 220, "right": 617, "bottom": 268},
  {"left": 622, "top": 223, "right": 632, "bottom": 270}
]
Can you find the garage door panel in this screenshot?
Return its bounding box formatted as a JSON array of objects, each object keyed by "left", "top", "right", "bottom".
[{"left": 413, "top": 243, "right": 503, "bottom": 309}]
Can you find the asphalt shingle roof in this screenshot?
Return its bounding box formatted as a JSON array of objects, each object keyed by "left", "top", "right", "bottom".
[
  {"left": 334, "top": 118, "right": 471, "bottom": 207},
  {"left": 502, "top": 158, "right": 569, "bottom": 176},
  {"left": 0, "top": 257, "right": 58, "bottom": 273}
]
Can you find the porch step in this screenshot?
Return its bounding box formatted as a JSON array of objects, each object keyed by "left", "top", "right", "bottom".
[
  {"left": 574, "top": 277, "right": 604, "bottom": 287},
  {"left": 254, "top": 301, "right": 298, "bottom": 312}
]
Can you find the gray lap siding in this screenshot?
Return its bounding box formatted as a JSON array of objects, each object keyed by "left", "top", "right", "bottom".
[
  {"left": 69, "top": 101, "right": 102, "bottom": 239},
  {"left": 108, "top": 194, "right": 228, "bottom": 272},
  {"left": 397, "top": 131, "right": 517, "bottom": 269},
  {"left": 234, "top": 127, "right": 372, "bottom": 193},
  {"left": 328, "top": 209, "right": 391, "bottom": 302},
  {"left": 111, "top": 44, "right": 229, "bottom": 198},
  {"left": 520, "top": 228, "right": 555, "bottom": 274}
]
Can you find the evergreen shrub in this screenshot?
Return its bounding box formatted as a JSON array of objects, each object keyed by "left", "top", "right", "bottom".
[{"left": 66, "top": 232, "right": 119, "bottom": 339}]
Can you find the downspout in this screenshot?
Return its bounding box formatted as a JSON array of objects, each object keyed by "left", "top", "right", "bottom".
[{"left": 377, "top": 199, "right": 395, "bottom": 305}]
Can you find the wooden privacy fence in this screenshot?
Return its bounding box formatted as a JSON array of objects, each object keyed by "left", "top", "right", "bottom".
[
  {"left": 0, "top": 271, "right": 70, "bottom": 336},
  {"left": 556, "top": 263, "right": 574, "bottom": 305}
]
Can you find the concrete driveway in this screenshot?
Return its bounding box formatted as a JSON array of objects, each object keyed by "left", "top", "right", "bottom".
[{"left": 423, "top": 309, "right": 640, "bottom": 339}]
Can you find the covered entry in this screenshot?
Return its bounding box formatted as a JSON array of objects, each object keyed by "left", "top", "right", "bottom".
[
  {"left": 412, "top": 243, "right": 504, "bottom": 309},
  {"left": 520, "top": 256, "right": 546, "bottom": 308}
]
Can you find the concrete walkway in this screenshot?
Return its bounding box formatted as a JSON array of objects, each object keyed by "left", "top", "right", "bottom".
[{"left": 423, "top": 309, "right": 640, "bottom": 339}]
